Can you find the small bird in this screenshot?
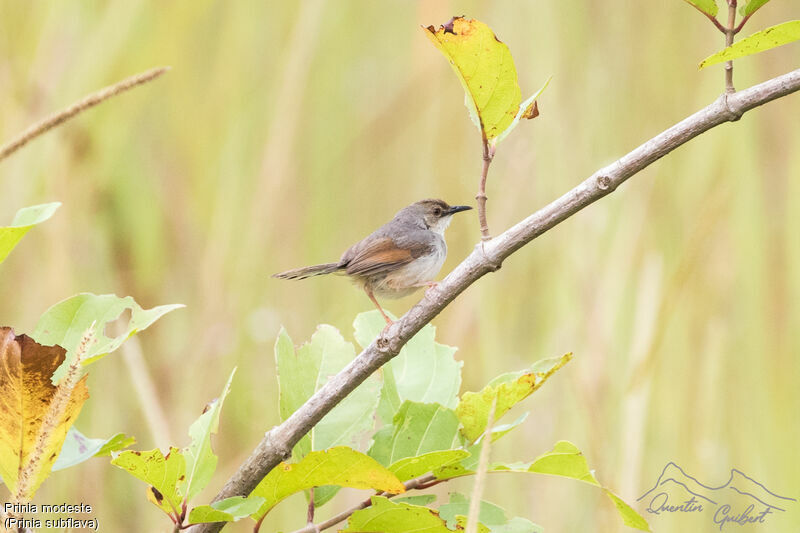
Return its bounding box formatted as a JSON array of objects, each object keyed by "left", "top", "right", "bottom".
[{"left": 273, "top": 199, "right": 472, "bottom": 324}]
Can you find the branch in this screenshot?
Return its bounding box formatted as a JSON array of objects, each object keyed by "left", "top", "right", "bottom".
[
  {"left": 0, "top": 66, "right": 170, "bottom": 163},
  {"left": 288, "top": 473, "right": 439, "bottom": 533},
  {"left": 189, "top": 68, "right": 800, "bottom": 533},
  {"left": 724, "top": 1, "right": 737, "bottom": 93},
  {"left": 476, "top": 132, "right": 495, "bottom": 240}
]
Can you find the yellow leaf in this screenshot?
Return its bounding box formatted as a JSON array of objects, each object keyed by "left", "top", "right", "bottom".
[
  {"left": 0, "top": 327, "right": 89, "bottom": 498},
  {"left": 424, "top": 17, "right": 521, "bottom": 140}
]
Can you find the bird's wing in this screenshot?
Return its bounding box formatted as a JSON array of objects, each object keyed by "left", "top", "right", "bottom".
[{"left": 344, "top": 237, "right": 431, "bottom": 277}]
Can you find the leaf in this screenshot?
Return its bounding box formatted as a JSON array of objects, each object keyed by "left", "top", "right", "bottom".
[
  {"left": 277, "top": 326, "right": 380, "bottom": 459},
  {"left": 354, "top": 311, "right": 462, "bottom": 424},
  {"left": 33, "top": 293, "right": 183, "bottom": 382},
  {"left": 431, "top": 442, "right": 651, "bottom": 531},
  {"left": 456, "top": 354, "right": 572, "bottom": 443},
  {"left": 681, "top": 0, "right": 718, "bottom": 17},
  {"left": 0, "top": 202, "right": 60, "bottom": 264},
  {"left": 188, "top": 496, "right": 265, "bottom": 524},
  {"left": 740, "top": 0, "right": 771, "bottom": 17},
  {"left": 439, "top": 493, "right": 542, "bottom": 533},
  {"left": 250, "top": 447, "right": 404, "bottom": 521},
  {"left": 423, "top": 17, "right": 522, "bottom": 141},
  {"left": 53, "top": 429, "right": 134, "bottom": 471},
  {"left": 181, "top": 368, "right": 236, "bottom": 501},
  {"left": 94, "top": 432, "right": 137, "bottom": 457},
  {"left": 111, "top": 447, "right": 185, "bottom": 516},
  {"left": 369, "top": 401, "right": 462, "bottom": 467},
  {"left": 493, "top": 77, "right": 552, "bottom": 145},
  {"left": 699, "top": 20, "right": 800, "bottom": 69},
  {"left": 344, "top": 496, "right": 459, "bottom": 533},
  {"left": 389, "top": 450, "right": 470, "bottom": 482},
  {"left": 394, "top": 494, "right": 438, "bottom": 506},
  {"left": 512, "top": 441, "right": 651, "bottom": 532},
  {"left": 0, "top": 328, "right": 89, "bottom": 498}
]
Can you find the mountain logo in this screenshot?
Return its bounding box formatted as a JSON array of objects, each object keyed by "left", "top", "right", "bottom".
[{"left": 638, "top": 462, "right": 796, "bottom": 530}]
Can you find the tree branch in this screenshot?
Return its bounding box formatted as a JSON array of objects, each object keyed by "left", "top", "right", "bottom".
[
  {"left": 0, "top": 66, "right": 170, "bottom": 163},
  {"left": 189, "top": 67, "right": 800, "bottom": 533}
]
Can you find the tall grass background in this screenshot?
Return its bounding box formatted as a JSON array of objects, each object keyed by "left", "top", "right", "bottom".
[{"left": 0, "top": 1, "right": 798, "bottom": 531}]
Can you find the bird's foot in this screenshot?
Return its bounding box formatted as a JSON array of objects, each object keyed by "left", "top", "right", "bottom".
[{"left": 424, "top": 281, "right": 440, "bottom": 297}]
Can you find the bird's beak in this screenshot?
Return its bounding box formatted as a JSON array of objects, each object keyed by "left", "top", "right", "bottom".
[{"left": 447, "top": 205, "right": 473, "bottom": 215}]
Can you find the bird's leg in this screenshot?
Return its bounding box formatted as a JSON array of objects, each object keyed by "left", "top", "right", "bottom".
[{"left": 365, "top": 287, "right": 393, "bottom": 326}]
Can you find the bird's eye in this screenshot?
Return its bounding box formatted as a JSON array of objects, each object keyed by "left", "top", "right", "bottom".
[{"left": 433, "top": 207, "right": 442, "bottom": 216}]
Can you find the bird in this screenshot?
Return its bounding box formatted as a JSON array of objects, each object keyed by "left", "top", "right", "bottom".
[{"left": 273, "top": 198, "right": 472, "bottom": 324}]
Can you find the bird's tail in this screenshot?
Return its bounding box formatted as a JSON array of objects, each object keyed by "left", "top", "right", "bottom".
[{"left": 273, "top": 262, "right": 342, "bottom": 280}]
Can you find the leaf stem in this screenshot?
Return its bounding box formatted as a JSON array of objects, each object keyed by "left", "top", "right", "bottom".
[
  {"left": 703, "top": 11, "right": 728, "bottom": 34},
  {"left": 725, "top": 0, "right": 737, "bottom": 93},
  {"left": 477, "top": 134, "right": 495, "bottom": 241},
  {"left": 465, "top": 398, "right": 497, "bottom": 533},
  {"left": 734, "top": 13, "right": 751, "bottom": 34},
  {"left": 307, "top": 487, "right": 315, "bottom": 524}
]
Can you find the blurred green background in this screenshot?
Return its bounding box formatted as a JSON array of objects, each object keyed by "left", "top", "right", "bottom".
[{"left": 1, "top": 1, "right": 798, "bottom": 531}]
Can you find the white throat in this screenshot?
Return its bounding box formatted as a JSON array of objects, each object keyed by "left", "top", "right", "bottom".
[{"left": 428, "top": 215, "right": 453, "bottom": 236}]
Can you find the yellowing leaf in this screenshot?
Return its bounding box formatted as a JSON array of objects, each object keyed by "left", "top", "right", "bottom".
[
  {"left": 0, "top": 327, "right": 89, "bottom": 498},
  {"left": 250, "top": 447, "right": 404, "bottom": 521},
  {"left": 424, "top": 17, "right": 521, "bottom": 141},
  {"left": 456, "top": 353, "right": 572, "bottom": 443},
  {"left": 700, "top": 20, "right": 800, "bottom": 69},
  {"left": 111, "top": 447, "right": 186, "bottom": 516},
  {"left": 0, "top": 202, "right": 60, "bottom": 265}
]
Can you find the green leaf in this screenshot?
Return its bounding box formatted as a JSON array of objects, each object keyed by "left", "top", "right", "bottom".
[
  {"left": 250, "top": 447, "right": 404, "bottom": 521},
  {"left": 394, "top": 494, "right": 438, "bottom": 506},
  {"left": 277, "top": 326, "right": 380, "bottom": 460},
  {"left": 740, "top": 0, "right": 770, "bottom": 17},
  {"left": 111, "top": 447, "right": 186, "bottom": 516},
  {"left": 456, "top": 353, "right": 572, "bottom": 443},
  {"left": 439, "top": 493, "right": 542, "bottom": 533},
  {"left": 513, "top": 441, "right": 651, "bottom": 531},
  {"left": 431, "top": 442, "right": 651, "bottom": 531},
  {"left": 388, "top": 450, "right": 470, "bottom": 482},
  {"left": 187, "top": 496, "right": 265, "bottom": 524},
  {"left": 369, "top": 401, "right": 462, "bottom": 467},
  {"left": 181, "top": 368, "right": 236, "bottom": 501},
  {"left": 0, "top": 202, "right": 60, "bottom": 264},
  {"left": 53, "top": 429, "right": 134, "bottom": 471},
  {"left": 423, "top": 17, "right": 523, "bottom": 141},
  {"left": 354, "top": 311, "right": 462, "bottom": 423},
  {"left": 33, "top": 293, "right": 183, "bottom": 382},
  {"left": 494, "top": 77, "right": 552, "bottom": 145},
  {"left": 700, "top": 20, "right": 800, "bottom": 69},
  {"left": 526, "top": 440, "right": 599, "bottom": 484},
  {"left": 344, "top": 496, "right": 457, "bottom": 533},
  {"left": 681, "top": 0, "right": 718, "bottom": 17}
]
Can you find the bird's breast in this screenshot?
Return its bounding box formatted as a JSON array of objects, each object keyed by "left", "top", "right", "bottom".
[{"left": 372, "top": 241, "right": 446, "bottom": 298}]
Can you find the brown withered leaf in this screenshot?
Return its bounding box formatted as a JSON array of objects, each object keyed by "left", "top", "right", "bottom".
[{"left": 0, "top": 327, "right": 89, "bottom": 497}]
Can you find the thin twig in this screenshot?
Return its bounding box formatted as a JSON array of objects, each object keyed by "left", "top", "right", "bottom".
[
  {"left": 703, "top": 11, "right": 728, "bottom": 34},
  {"left": 0, "top": 66, "right": 170, "bottom": 163},
  {"left": 189, "top": 68, "right": 800, "bottom": 533},
  {"left": 307, "top": 487, "right": 316, "bottom": 525},
  {"left": 476, "top": 133, "right": 495, "bottom": 240},
  {"left": 734, "top": 13, "right": 751, "bottom": 34},
  {"left": 291, "top": 474, "right": 438, "bottom": 533},
  {"left": 724, "top": 0, "right": 737, "bottom": 93},
  {"left": 466, "top": 397, "right": 497, "bottom": 533}
]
